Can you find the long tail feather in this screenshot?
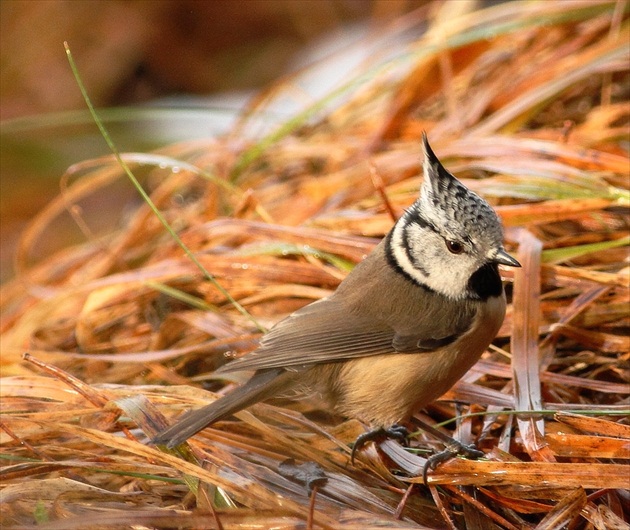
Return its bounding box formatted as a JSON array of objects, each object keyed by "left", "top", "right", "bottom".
[{"left": 152, "top": 368, "right": 285, "bottom": 448}]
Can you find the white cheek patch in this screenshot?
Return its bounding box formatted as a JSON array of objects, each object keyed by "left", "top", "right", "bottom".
[{"left": 390, "top": 217, "right": 471, "bottom": 300}]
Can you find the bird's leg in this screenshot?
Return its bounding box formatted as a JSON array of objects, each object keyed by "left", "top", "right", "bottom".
[
  {"left": 351, "top": 424, "right": 408, "bottom": 464},
  {"left": 413, "top": 417, "right": 484, "bottom": 485},
  {"left": 350, "top": 419, "right": 484, "bottom": 481},
  {"left": 422, "top": 439, "right": 483, "bottom": 485}
]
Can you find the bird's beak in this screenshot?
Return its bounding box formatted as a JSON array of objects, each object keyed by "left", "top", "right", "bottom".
[{"left": 494, "top": 249, "right": 521, "bottom": 267}]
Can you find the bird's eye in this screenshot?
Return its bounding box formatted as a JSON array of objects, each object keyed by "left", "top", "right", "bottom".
[{"left": 445, "top": 240, "right": 464, "bottom": 254}]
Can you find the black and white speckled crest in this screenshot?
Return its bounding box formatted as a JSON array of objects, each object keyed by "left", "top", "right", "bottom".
[
  {"left": 419, "top": 136, "right": 504, "bottom": 252},
  {"left": 386, "top": 134, "right": 518, "bottom": 300}
]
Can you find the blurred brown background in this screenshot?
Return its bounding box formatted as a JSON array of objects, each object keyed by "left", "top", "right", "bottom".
[
  {"left": 1, "top": 0, "right": 427, "bottom": 118},
  {"left": 0, "top": 0, "right": 426, "bottom": 282}
]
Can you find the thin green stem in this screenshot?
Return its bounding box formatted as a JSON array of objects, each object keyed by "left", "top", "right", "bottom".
[{"left": 64, "top": 42, "right": 264, "bottom": 332}]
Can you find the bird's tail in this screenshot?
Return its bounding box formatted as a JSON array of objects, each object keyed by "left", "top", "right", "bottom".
[{"left": 152, "top": 368, "right": 285, "bottom": 448}]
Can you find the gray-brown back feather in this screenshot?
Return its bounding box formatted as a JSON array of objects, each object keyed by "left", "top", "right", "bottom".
[{"left": 218, "top": 241, "right": 478, "bottom": 373}]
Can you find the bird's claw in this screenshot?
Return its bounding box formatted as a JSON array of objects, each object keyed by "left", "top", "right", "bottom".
[
  {"left": 422, "top": 440, "right": 483, "bottom": 485},
  {"left": 351, "top": 424, "right": 409, "bottom": 464}
]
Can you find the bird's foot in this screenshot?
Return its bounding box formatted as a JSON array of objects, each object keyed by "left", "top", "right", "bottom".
[
  {"left": 351, "top": 424, "right": 408, "bottom": 464},
  {"left": 422, "top": 439, "right": 483, "bottom": 485}
]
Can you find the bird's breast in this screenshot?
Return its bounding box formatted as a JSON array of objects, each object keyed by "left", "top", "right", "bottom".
[{"left": 325, "top": 293, "right": 506, "bottom": 426}]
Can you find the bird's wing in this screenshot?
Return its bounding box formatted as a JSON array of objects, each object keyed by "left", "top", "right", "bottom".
[{"left": 218, "top": 296, "right": 472, "bottom": 373}]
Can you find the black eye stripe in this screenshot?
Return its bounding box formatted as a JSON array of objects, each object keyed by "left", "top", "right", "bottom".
[{"left": 409, "top": 215, "right": 470, "bottom": 252}]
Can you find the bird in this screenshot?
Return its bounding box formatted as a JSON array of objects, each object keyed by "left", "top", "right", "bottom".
[{"left": 153, "top": 134, "right": 521, "bottom": 467}]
